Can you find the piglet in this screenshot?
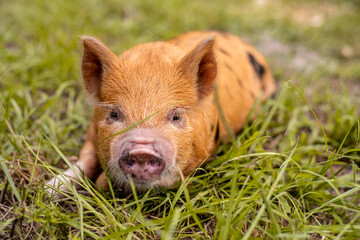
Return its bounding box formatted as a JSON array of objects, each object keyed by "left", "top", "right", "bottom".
[{"left": 47, "top": 31, "right": 276, "bottom": 194}]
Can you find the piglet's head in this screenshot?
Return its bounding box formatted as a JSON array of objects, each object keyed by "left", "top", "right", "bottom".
[{"left": 81, "top": 36, "right": 217, "bottom": 191}]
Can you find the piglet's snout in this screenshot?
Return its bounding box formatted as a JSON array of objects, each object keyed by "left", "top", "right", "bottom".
[{"left": 118, "top": 135, "right": 170, "bottom": 182}]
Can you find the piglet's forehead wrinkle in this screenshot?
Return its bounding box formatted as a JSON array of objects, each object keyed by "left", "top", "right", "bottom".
[
  {"left": 100, "top": 80, "right": 197, "bottom": 112},
  {"left": 111, "top": 44, "right": 191, "bottom": 88},
  {"left": 101, "top": 60, "right": 196, "bottom": 102}
]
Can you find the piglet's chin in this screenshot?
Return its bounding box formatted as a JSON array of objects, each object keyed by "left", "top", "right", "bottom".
[{"left": 109, "top": 128, "right": 176, "bottom": 189}]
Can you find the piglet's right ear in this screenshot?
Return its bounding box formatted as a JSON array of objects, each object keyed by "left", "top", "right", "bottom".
[
  {"left": 81, "top": 36, "right": 119, "bottom": 99},
  {"left": 177, "top": 38, "right": 217, "bottom": 101}
]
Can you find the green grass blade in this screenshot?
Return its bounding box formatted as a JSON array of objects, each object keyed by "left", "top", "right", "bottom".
[{"left": 0, "top": 156, "right": 21, "bottom": 202}]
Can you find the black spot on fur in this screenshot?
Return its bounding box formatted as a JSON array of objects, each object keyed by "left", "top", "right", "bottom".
[
  {"left": 192, "top": 142, "right": 196, "bottom": 152},
  {"left": 248, "top": 52, "right": 265, "bottom": 79},
  {"left": 224, "top": 63, "right": 233, "bottom": 71},
  {"left": 250, "top": 90, "right": 256, "bottom": 100},
  {"left": 237, "top": 77, "right": 243, "bottom": 87},
  {"left": 216, "top": 31, "right": 230, "bottom": 38},
  {"left": 219, "top": 48, "right": 230, "bottom": 56},
  {"left": 261, "top": 83, "right": 266, "bottom": 92},
  {"left": 214, "top": 121, "right": 220, "bottom": 142}
]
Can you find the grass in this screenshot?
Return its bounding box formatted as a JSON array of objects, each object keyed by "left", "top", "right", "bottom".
[{"left": 1, "top": 0, "right": 360, "bottom": 239}]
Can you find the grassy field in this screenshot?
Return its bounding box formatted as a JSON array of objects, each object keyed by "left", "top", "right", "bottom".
[{"left": 1, "top": 0, "right": 360, "bottom": 239}]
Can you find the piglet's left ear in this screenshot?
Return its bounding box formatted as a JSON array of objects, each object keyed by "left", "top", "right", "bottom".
[{"left": 177, "top": 38, "right": 217, "bottom": 101}]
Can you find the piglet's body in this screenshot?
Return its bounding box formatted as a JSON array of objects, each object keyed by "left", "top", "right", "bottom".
[{"left": 47, "top": 31, "right": 276, "bottom": 193}]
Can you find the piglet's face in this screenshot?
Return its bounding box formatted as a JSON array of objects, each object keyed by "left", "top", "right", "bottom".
[{"left": 81, "top": 36, "right": 217, "bottom": 190}]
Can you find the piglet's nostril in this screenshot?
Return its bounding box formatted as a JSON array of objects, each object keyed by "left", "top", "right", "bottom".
[
  {"left": 126, "top": 159, "right": 135, "bottom": 167},
  {"left": 149, "top": 159, "right": 160, "bottom": 166}
]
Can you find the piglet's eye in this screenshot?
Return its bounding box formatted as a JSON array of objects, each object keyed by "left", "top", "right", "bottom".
[
  {"left": 106, "top": 108, "right": 124, "bottom": 124},
  {"left": 172, "top": 113, "right": 181, "bottom": 121},
  {"left": 109, "top": 111, "right": 119, "bottom": 120},
  {"left": 167, "top": 108, "right": 185, "bottom": 128},
  {"left": 108, "top": 110, "right": 124, "bottom": 122}
]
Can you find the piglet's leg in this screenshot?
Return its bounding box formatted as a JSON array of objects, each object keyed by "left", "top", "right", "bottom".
[
  {"left": 95, "top": 171, "right": 109, "bottom": 192},
  {"left": 46, "top": 140, "right": 99, "bottom": 196}
]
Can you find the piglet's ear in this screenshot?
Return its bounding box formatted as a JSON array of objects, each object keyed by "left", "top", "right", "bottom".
[
  {"left": 178, "top": 38, "right": 217, "bottom": 101},
  {"left": 81, "top": 36, "right": 119, "bottom": 99}
]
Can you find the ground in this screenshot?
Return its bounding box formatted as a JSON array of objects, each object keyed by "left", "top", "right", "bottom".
[{"left": 0, "top": 0, "right": 360, "bottom": 239}]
